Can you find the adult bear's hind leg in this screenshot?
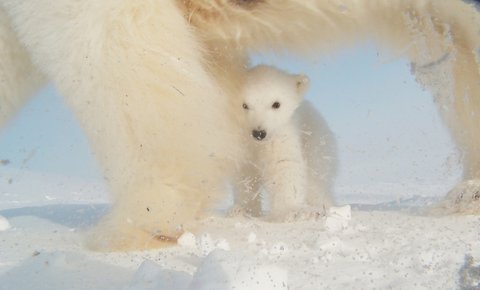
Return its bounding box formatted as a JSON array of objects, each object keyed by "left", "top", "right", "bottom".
[
  {"left": 408, "top": 9, "right": 480, "bottom": 215},
  {"left": 422, "top": 43, "right": 480, "bottom": 215},
  {"left": 442, "top": 44, "right": 480, "bottom": 215}
]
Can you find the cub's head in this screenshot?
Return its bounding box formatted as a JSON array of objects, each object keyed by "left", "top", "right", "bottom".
[{"left": 241, "top": 65, "right": 309, "bottom": 141}]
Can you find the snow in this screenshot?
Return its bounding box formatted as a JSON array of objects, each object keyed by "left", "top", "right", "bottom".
[
  {"left": 325, "top": 205, "right": 351, "bottom": 232},
  {"left": 0, "top": 215, "right": 10, "bottom": 231},
  {"left": 189, "top": 250, "right": 288, "bottom": 290},
  {"left": 177, "top": 232, "right": 197, "bottom": 248},
  {"left": 0, "top": 168, "right": 479, "bottom": 290}
]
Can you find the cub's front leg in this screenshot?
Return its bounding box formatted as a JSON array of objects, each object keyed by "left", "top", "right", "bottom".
[{"left": 263, "top": 128, "right": 310, "bottom": 221}]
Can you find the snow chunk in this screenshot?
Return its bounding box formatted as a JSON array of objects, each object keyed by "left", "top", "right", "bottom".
[
  {"left": 325, "top": 205, "right": 351, "bottom": 232},
  {"left": 0, "top": 215, "right": 11, "bottom": 231},
  {"left": 329, "top": 205, "right": 352, "bottom": 219},
  {"left": 178, "top": 232, "right": 196, "bottom": 248},
  {"left": 189, "top": 250, "right": 288, "bottom": 290}
]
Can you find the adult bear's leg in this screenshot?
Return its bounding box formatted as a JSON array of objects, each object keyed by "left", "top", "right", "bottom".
[
  {"left": 1, "top": 0, "right": 240, "bottom": 250},
  {"left": 415, "top": 31, "right": 480, "bottom": 214},
  {"left": 0, "top": 6, "right": 44, "bottom": 129}
]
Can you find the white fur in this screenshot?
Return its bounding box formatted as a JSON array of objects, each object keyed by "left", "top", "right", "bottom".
[
  {"left": 0, "top": 0, "right": 479, "bottom": 250},
  {"left": 0, "top": 0, "right": 242, "bottom": 250},
  {"left": 232, "top": 65, "right": 336, "bottom": 221},
  {"left": 0, "top": 7, "right": 43, "bottom": 128}
]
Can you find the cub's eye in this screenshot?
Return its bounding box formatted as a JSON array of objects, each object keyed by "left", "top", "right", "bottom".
[
  {"left": 242, "top": 103, "right": 249, "bottom": 110},
  {"left": 272, "top": 102, "right": 281, "bottom": 109}
]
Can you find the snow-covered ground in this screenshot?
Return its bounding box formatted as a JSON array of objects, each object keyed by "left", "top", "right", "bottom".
[
  {"left": 0, "top": 167, "right": 479, "bottom": 290},
  {"left": 0, "top": 45, "right": 478, "bottom": 289}
]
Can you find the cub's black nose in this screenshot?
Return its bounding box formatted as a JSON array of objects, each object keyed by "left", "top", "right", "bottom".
[{"left": 252, "top": 130, "right": 267, "bottom": 140}]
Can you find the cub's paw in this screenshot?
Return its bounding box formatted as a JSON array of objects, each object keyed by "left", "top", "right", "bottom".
[{"left": 430, "top": 179, "right": 480, "bottom": 215}]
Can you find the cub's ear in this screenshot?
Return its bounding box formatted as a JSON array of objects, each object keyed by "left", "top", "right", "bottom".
[{"left": 295, "top": 74, "right": 310, "bottom": 96}]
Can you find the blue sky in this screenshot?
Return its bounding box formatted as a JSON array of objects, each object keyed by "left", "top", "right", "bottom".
[
  {"left": 0, "top": 85, "right": 102, "bottom": 178},
  {"left": 0, "top": 43, "right": 459, "bottom": 193}
]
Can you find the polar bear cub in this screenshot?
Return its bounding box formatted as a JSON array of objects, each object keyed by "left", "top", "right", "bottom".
[{"left": 232, "top": 65, "right": 337, "bottom": 221}]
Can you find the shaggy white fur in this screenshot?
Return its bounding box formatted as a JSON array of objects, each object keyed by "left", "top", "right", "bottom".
[
  {"left": 0, "top": 0, "right": 242, "bottom": 250},
  {"left": 0, "top": 0, "right": 479, "bottom": 250},
  {"left": 231, "top": 65, "right": 336, "bottom": 221},
  {"left": 0, "top": 7, "right": 43, "bottom": 128}
]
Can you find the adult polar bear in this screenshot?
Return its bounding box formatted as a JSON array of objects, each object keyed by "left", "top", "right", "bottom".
[{"left": 0, "top": 0, "right": 479, "bottom": 250}]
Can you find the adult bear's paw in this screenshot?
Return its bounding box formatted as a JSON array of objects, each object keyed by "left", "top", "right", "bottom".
[{"left": 430, "top": 179, "right": 480, "bottom": 215}]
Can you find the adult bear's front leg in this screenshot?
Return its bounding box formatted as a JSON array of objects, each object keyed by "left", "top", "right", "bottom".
[
  {"left": 431, "top": 180, "right": 480, "bottom": 215},
  {"left": 1, "top": 0, "right": 240, "bottom": 250}
]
